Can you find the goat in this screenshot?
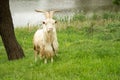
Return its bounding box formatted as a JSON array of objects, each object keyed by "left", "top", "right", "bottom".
[{"left": 33, "top": 10, "right": 59, "bottom": 63}]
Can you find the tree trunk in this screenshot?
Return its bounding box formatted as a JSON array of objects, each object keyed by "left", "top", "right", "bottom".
[{"left": 0, "top": 0, "right": 25, "bottom": 60}]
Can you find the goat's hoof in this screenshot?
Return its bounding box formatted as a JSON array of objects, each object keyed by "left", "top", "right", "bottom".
[
  {"left": 51, "top": 58, "right": 54, "bottom": 63},
  {"left": 44, "top": 59, "right": 47, "bottom": 64}
]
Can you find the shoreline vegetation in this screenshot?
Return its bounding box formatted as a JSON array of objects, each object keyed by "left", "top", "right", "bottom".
[{"left": 0, "top": 12, "right": 120, "bottom": 80}]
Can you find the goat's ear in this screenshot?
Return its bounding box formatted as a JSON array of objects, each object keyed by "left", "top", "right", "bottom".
[
  {"left": 35, "top": 10, "right": 45, "bottom": 13},
  {"left": 35, "top": 10, "right": 39, "bottom": 12}
]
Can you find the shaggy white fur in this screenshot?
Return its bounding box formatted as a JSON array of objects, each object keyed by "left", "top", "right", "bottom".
[{"left": 33, "top": 10, "right": 59, "bottom": 63}]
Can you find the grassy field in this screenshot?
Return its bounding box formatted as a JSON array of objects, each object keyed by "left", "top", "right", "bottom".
[{"left": 0, "top": 12, "right": 120, "bottom": 80}]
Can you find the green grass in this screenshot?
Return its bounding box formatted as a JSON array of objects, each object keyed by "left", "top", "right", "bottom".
[{"left": 0, "top": 12, "right": 120, "bottom": 80}]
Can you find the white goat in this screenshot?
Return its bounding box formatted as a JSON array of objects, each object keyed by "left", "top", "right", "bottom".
[{"left": 33, "top": 10, "right": 59, "bottom": 63}]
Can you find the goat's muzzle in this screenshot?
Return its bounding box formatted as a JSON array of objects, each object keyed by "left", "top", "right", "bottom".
[{"left": 48, "top": 28, "right": 53, "bottom": 33}]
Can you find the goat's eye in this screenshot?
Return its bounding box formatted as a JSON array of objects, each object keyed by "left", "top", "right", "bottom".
[
  {"left": 55, "top": 21, "right": 57, "bottom": 24},
  {"left": 43, "top": 21, "right": 46, "bottom": 24}
]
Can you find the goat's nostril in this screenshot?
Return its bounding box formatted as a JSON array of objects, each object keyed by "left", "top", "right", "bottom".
[{"left": 49, "top": 28, "right": 53, "bottom": 31}]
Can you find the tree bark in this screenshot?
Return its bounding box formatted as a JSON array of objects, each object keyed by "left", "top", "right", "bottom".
[{"left": 0, "top": 0, "right": 25, "bottom": 60}]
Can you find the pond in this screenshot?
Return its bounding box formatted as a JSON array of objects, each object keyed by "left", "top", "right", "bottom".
[{"left": 9, "top": 0, "right": 117, "bottom": 27}]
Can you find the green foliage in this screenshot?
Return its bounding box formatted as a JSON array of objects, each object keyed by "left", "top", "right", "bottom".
[
  {"left": 55, "top": 12, "right": 120, "bottom": 23},
  {"left": 102, "top": 12, "right": 120, "bottom": 20},
  {"left": 113, "top": 0, "right": 120, "bottom": 5},
  {"left": 0, "top": 12, "right": 120, "bottom": 80},
  {"left": 73, "top": 13, "right": 86, "bottom": 21}
]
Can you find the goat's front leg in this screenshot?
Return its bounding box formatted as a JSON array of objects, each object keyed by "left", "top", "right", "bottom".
[
  {"left": 52, "top": 40, "right": 59, "bottom": 56},
  {"left": 40, "top": 46, "right": 45, "bottom": 59},
  {"left": 39, "top": 53, "right": 43, "bottom": 60},
  {"left": 34, "top": 51, "right": 38, "bottom": 62}
]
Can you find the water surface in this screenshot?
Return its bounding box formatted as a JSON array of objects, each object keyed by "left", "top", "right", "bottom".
[{"left": 9, "top": 0, "right": 117, "bottom": 27}]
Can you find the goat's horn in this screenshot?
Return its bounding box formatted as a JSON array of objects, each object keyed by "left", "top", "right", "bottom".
[
  {"left": 49, "top": 10, "right": 60, "bottom": 18},
  {"left": 35, "top": 10, "right": 49, "bottom": 19}
]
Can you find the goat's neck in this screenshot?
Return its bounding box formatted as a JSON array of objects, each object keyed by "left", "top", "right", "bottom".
[{"left": 44, "top": 31, "right": 55, "bottom": 43}]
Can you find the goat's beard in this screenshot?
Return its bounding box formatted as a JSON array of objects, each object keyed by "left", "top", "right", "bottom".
[
  {"left": 44, "top": 31, "right": 54, "bottom": 43},
  {"left": 47, "top": 30, "right": 52, "bottom": 33},
  {"left": 45, "top": 30, "right": 53, "bottom": 36}
]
